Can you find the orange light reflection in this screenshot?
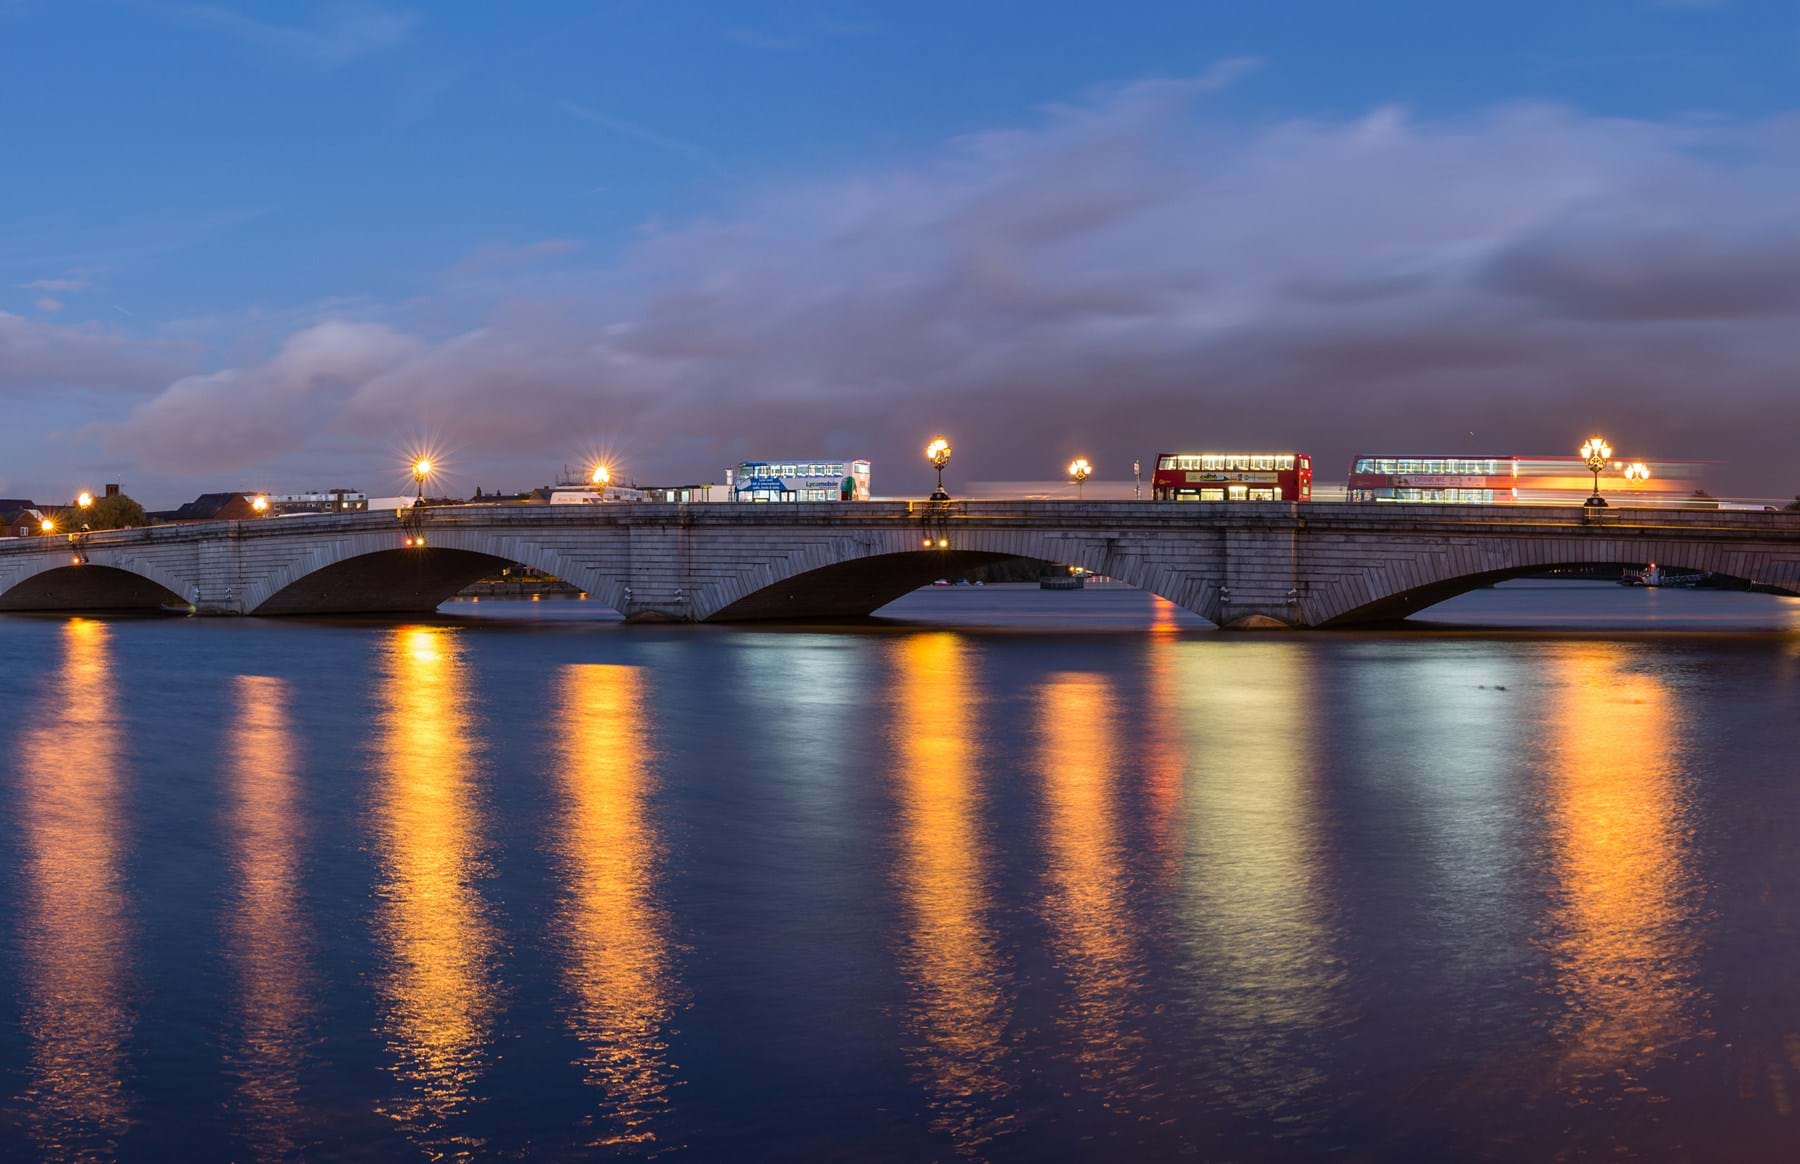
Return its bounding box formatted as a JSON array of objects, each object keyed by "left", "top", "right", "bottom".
[
  {"left": 892, "top": 632, "right": 1013, "bottom": 1151},
  {"left": 554, "top": 664, "right": 678, "bottom": 1147},
  {"left": 17, "top": 618, "right": 133, "bottom": 1159},
  {"left": 1543, "top": 644, "right": 1699, "bottom": 1087},
  {"left": 1037, "top": 672, "right": 1142, "bottom": 1098},
  {"left": 371, "top": 627, "right": 499, "bottom": 1158},
  {"left": 226, "top": 676, "right": 311, "bottom": 1162}
]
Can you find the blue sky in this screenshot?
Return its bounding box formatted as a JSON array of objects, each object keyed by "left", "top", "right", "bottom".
[{"left": 4, "top": 1, "right": 1800, "bottom": 503}]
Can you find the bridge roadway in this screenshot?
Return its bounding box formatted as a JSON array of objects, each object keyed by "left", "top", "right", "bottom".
[{"left": 0, "top": 500, "right": 1796, "bottom": 627}]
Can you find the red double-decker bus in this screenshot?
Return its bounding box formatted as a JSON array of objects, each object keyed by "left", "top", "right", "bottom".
[
  {"left": 1346, "top": 455, "right": 1708, "bottom": 505},
  {"left": 1151, "top": 452, "right": 1313, "bottom": 502}
]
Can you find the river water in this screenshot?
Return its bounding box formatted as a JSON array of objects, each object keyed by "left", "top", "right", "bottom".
[{"left": 1, "top": 583, "right": 1798, "bottom": 1161}]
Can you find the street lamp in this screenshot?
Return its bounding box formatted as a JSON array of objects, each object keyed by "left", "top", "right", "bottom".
[
  {"left": 39, "top": 517, "right": 54, "bottom": 535},
  {"left": 411, "top": 458, "right": 433, "bottom": 505},
  {"left": 1623, "top": 462, "right": 1651, "bottom": 483},
  {"left": 76, "top": 490, "right": 93, "bottom": 533},
  {"left": 1068, "top": 457, "right": 1093, "bottom": 500},
  {"left": 925, "top": 437, "right": 952, "bottom": 501},
  {"left": 251, "top": 494, "right": 270, "bottom": 515},
  {"left": 1579, "top": 436, "right": 1612, "bottom": 508},
  {"left": 591, "top": 464, "right": 611, "bottom": 498}
]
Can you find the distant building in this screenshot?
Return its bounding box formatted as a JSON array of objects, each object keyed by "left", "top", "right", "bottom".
[
  {"left": 549, "top": 483, "right": 649, "bottom": 504},
  {"left": 639, "top": 483, "right": 731, "bottom": 504},
  {"left": 149, "top": 492, "right": 262, "bottom": 523},
  {"left": 963, "top": 480, "right": 1140, "bottom": 501},
  {"left": 470, "top": 486, "right": 553, "bottom": 505},
  {"left": 0, "top": 500, "right": 45, "bottom": 538},
  {"left": 269, "top": 488, "right": 367, "bottom": 515},
  {"left": 731, "top": 459, "right": 870, "bottom": 502}
]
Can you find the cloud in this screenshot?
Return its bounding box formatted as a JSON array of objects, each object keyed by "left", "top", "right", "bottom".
[
  {"left": 448, "top": 238, "right": 584, "bottom": 282},
  {"left": 34, "top": 297, "right": 62, "bottom": 313},
  {"left": 177, "top": 3, "right": 417, "bottom": 69},
  {"left": 114, "top": 321, "right": 422, "bottom": 472},
  {"left": 19, "top": 277, "right": 88, "bottom": 293},
  {"left": 0, "top": 311, "right": 188, "bottom": 396},
  {"left": 108, "top": 73, "right": 1800, "bottom": 497}
]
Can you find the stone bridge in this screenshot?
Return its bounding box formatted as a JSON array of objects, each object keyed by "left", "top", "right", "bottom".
[{"left": 1, "top": 501, "right": 1796, "bottom": 627}]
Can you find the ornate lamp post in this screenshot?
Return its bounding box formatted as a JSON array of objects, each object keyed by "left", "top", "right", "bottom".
[
  {"left": 76, "top": 490, "right": 93, "bottom": 533},
  {"left": 1623, "top": 462, "right": 1651, "bottom": 488},
  {"left": 591, "top": 464, "right": 611, "bottom": 500},
  {"left": 1579, "top": 436, "right": 1612, "bottom": 508},
  {"left": 251, "top": 494, "right": 270, "bottom": 516},
  {"left": 925, "top": 437, "right": 952, "bottom": 501},
  {"left": 411, "top": 458, "right": 433, "bottom": 505},
  {"left": 1068, "top": 457, "right": 1093, "bottom": 500}
]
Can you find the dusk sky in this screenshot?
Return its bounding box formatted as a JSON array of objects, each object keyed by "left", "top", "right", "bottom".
[{"left": 6, "top": 0, "right": 1800, "bottom": 505}]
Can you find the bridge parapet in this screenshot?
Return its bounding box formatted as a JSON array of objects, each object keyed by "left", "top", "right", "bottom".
[{"left": 0, "top": 501, "right": 1794, "bottom": 623}]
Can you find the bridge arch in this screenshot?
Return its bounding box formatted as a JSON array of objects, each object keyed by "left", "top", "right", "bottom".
[
  {"left": 1314, "top": 536, "right": 1800, "bottom": 626},
  {"left": 247, "top": 527, "right": 619, "bottom": 615},
  {"left": 0, "top": 556, "right": 188, "bottom": 612},
  {"left": 691, "top": 529, "right": 1221, "bottom": 622}
]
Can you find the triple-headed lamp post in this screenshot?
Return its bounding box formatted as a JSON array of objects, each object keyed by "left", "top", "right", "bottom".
[
  {"left": 411, "top": 458, "right": 434, "bottom": 505},
  {"left": 1579, "top": 436, "right": 1612, "bottom": 508},
  {"left": 925, "top": 437, "right": 952, "bottom": 501},
  {"left": 591, "top": 464, "right": 611, "bottom": 498},
  {"left": 1068, "top": 457, "right": 1093, "bottom": 500}
]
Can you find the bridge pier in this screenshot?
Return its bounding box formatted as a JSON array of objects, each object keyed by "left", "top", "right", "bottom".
[{"left": 1216, "top": 526, "right": 1306, "bottom": 628}]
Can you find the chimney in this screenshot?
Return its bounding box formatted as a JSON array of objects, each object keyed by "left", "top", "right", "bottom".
[{"left": 105, "top": 483, "right": 121, "bottom": 497}]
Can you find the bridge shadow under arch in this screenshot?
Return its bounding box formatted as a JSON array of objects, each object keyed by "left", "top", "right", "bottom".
[
  {"left": 706, "top": 550, "right": 1185, "bottom": 622},
  {"left": 0, "top": 564, "right": 187, "bottom": 612},
  {"left": 1321, "top": 560, "right": 1799, "bottom": 627},
  {"left": 253, "top": 548, "right": 542, "bottom": 615}
]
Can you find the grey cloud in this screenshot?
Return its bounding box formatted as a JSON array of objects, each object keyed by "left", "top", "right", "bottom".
[
  {"left": 0, "top": 311, "right": 188, "bottom": 395},
  {"left": 109, "top": 78, "right": 1800, "bottom": 497},
  {"left": 112, "top": 321, "right": 421, "bottom": 472},
  {"left": 1482, "top": 224, "right": 1800, "bottom": 321},
  {"left": 448, "top": 239, "right": 584, "bottom": 282}
]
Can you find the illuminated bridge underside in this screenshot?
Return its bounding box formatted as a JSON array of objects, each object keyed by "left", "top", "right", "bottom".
[{"left": 0, "top": 503, "right": 1794, "bottom": 627}]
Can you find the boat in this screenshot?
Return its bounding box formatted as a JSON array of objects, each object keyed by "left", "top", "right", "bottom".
[{"left": 1619, "top": 564, "right": 1702, "bottom": 588}]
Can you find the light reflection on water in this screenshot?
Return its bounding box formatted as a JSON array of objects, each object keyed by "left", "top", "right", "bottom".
[
  {"left": 225, "top": 676, "right": 311, "bottom": 1162},
  {"left": 1541, "top": 643, "right": 1703, "bottom": 1090},
  {"left": 0, "top": 589, "right": 1794, "bottom": 1160},
  {"left": 370, "top": 626, "right": 500, "bottom": 1159},
  {"left": 1036, "top": 672, "right": 1146, "bottom": 1105},
  {"left": 890, "top": 633, "right": 1014, "bottom": 1153},
  {"left": 553, "top": 663, "right": 680, "bottom": 1148},
  {"left": 1161, "top": 641, "right": 1341, "bottom": 1114},
  {"left": 15, "top": 619, "right": 133, "bottom": 1162}
]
